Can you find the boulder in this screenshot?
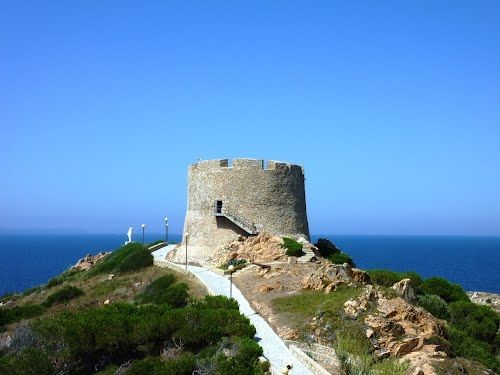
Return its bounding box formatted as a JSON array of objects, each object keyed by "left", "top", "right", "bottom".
[
  {"left": 364, "top": 297, "right": 444, "bottom": 357},
  {"left": 72, "top": 252, "right": 110, "bottom": 271},
  {"left": 303, "top": 263, "right": 370, "bottom": 292},
  {"left": 392, "top": 278, "right": 416, "bottom": 302}
]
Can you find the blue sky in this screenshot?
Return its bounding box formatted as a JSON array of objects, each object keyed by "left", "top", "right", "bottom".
[{"left": 0, "top": 1, "right": 499, "bottom": 235}]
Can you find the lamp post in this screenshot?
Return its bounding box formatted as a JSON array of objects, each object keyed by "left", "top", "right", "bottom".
[
  {"left": 228, "top": 264, "right": 235, "bottom": 299},
  {"left": 141, "top": 224, "right": 146, "bottom": 245},
  {"left": 164, "top": 217, "right": 169, "bottom": 245},
  {"left": 184, "top": 232, "right": 189, "bottom": 271}
]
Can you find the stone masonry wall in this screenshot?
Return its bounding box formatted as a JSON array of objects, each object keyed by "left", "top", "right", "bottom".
[{"left": 180, "top": 158, "right": 309, "bottom": 260}]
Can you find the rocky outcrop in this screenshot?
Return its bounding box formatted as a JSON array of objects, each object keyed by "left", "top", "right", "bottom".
[
  {"left": 364, "top": 297, "right": 444, "bottom": 357},
  {"left": 71, "top": 252, "right": 109, "bottom": 271},
  {"left": 211, "top": 232, "right": 287, "bottom": 266},
  {"left": 467, "top": 291, "right": 500, "bottom": 313},
  {"left": 302, "top": 263, "right": 371, "bottom": 292},
  {"left": 391, "top": 278, "right": 416, "bottom": 303},
  {"left": 344, "top": 285, "right": 379, "bottom": 318}
]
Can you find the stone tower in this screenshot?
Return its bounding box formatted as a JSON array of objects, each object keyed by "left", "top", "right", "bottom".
[{"left": 180, "top": 158, "right": 309, "bottom": 260}]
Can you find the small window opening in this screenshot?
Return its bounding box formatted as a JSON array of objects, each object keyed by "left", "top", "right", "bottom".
[{"left": 215, "top": 200, "right": 223, "bottom": 214}]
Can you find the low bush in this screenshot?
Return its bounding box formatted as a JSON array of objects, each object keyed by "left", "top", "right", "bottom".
[
  {"left": 0, "top": 292, "right": 15, "bottom": 303},
  {"left": 89, "top": 243, "right": 153, "bottom": 276},
  {"left": 197, "top": 336, "right": 266, "bottom": 375},
  {"left": 446, "top": 326, "right": 500, "bottom": 372},
  {"left": 0, "top": 304, "right": 45, "bottom": 326},
  {"left": 281, "top": 237, "right": 304, "bottom": 257},
  {"left": 313, "top": 238, "right": 356, "bottom": 266},
  {"left": 328, "top": 252, "right": 355, "bottom": 267},
  {"left": 367, "top": 269, "right": 423, "bottom": 288},
  {"left": 314, "top": 238, "right": 341, "bottom": 257},
  {"left": 222, "top": 258, "right": 247, "bottom": 270},
  {"left": 127, "top": 354, "right": 196, "bottom": 375},
  {"left": 31, "top": 296, "right": 256, "bottom": 373},
  {"left": 0, "top": 348, "right": 53, "bottom": 375},
  {"left": 448, "top": 300, "right": 499, "bottom": 343},
  {"left": 46, "top": 268, "right": 83, "bottom": 289},
  {"left": 420, "top": 277, "right": 468, "bottom": 303},
  {"left": 43, "top": 285, "right": 84, "bottom": 307},
  {"left": 418, "top": 294, "right": 449, "bottom": 319},
  {"left": 21, "top": 286, "right": 42, "bottom": 297},
  {"left": 135, "top": 274, "right": 189, "bottom": 307}
]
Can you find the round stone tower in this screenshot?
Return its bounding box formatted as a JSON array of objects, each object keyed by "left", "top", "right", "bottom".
[{"left": 180, "top": 158, "right": 309, "bottom": 260}]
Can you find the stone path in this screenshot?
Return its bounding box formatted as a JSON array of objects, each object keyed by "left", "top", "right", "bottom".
[{"left": 152, "top": 246, "right": 313, "bottom": 375}]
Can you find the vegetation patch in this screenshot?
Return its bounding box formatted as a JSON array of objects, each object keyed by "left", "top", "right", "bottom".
[
  {"left": 367, "top": 269, "right": 423, "bottom": 288},
  {"left": 135, "top": 274, "right": 189, "bottom": 307},
  {"left": 314, "top": 238, "right": 355, "bottom": 266},
  {"left": 221, "top": 258, "right": 247, "bottom": 271},
  {"left": 0, "top": 304, "right": 45, "bottom": 327},
  {"left": 419, "top": 277, "right": 468, "bottom": 303},
  {"left": 281, "top": 237, "right": 305, "bottom": 257},
  {"left": 43, "top": 285, "right": 84, "bottom": 307},
  {"left": 0, "top": 348, "right": 53, "bottom": 375},
  {"left": 88, "top": 243, "right": 153, "bottom": 276},
  {"left": 46, "top": 268, "right": 83, "bottom": 289},
  {"left": 417, "top": 294, "right": 449, "bottom": 319},
  {"left": 26, "top": 295, "right": 260, "bottom": 373}
]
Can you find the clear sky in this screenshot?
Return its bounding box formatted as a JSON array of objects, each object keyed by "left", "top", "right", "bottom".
[{"left": 1, "top": 1, "right": 499, "bottom": 236}]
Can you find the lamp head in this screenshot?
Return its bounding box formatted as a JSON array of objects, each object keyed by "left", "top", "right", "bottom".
[
  {"left": 141, "top": 224, "right": 146, "bottom": 228},
  {"left": 228, "top": 265, "right": 235, "bottom": 272}
]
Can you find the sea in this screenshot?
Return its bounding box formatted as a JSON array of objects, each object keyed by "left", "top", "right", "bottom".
[{"left": 0, "top": 234, "right": 498, "bottom": 296}]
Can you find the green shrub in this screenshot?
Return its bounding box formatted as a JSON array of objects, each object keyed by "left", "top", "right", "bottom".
[
  {"left": 128, "top": 354, "right": 195, "bottom": 375},
  {"left": 222, "top": 258, "right": 247, "bottom": 271},
  {"left": 89, "top": 243, "right": 153, "bottom": 275},
  {"left": 22, "top": 286, "right": 42, "bottom": 296},
  {"left": 328, "top": 252, "right": 355, "bottom": 267},
  {"left": 417, "top": 294, "right": 449, "bottom": 319},
  {"left": 0, "top": 348, "right": 53, "bottom": 375},
  {"left": 201, "top": 337, "right": 265, "bottom": 375},
  {"left": 32, "top": 296, "right": 256, "bottom": 372},
  {"left": 446, "top": 326, "right": 500, "bottom": 372},
  {"left": 135, "top": 274, "right": 189, "bottom": 307},
  {"left": 448, "top": 300, "right": 499, "bottom": 343},
  {"left": 43, "top": 285, "right": 84, "bottom": 307},
  {"left": 0, "top": 292, "right": 15, "bottom": 303},
  {"left": 117, "top": 248, "right": 153, "bottom": 273},
  {"left": 314, "top": 238, "right": 341, "bottom": 257},
  {"left": 282, "top": 237, "right": 304, "bottom": 257},
  {"left": 0, "top": 304, "right": 45, "bottom": 326},
  {"left": 46, "top": 276, "right": 63, "bottom": 288},
  {"left": 46, "top": 268, "right": 83, "bottom": 289},
  {"left": 367, "top": 269, "right": 423, "bottom": 288},
  {"left": 420, "top": 277, "right": 468, "bottom": 303},
  {"left": 191, "top": 295, "right": 239, "bottom": 311}
]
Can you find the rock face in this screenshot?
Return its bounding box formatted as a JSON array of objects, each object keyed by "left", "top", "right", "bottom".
[
  {"left": 71, "top": 252, "right": 109, "bottom": 271},
  {"left": 364, "top": 297, "right": 444, "bottom": 357},
  {"left": 344, "top": 285, "right": 379, "bottom": 318},
  {"left": 211, "top": 232, "right": 288, "bottom": 265},
  {"left": 302, "top": 263, "right": 371, "bottom": 292},
  {"left": 391, "top": 278, "right": 416, "bottom": 303}
]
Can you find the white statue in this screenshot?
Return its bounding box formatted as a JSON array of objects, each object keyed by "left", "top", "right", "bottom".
[{"left": 125, "top": 227, "right": 133, "bottom": 244}]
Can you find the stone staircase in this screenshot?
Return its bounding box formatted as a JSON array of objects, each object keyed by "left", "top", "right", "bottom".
[
  {"left": 214, "top": 205, "right": 259, "bottom": 235},
  {"left": 298, "top": 247, "right": 316, "bottom": 263}
]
